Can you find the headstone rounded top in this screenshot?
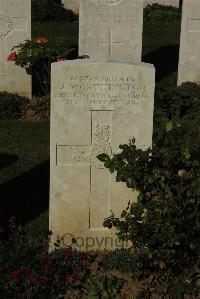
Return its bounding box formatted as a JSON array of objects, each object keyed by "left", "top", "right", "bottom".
[
  {"left": 0, "top": 13, "right": 13, "bottom": 37},
  {"left": 104, "top": 0, "right": 122, "bottom": 4}
]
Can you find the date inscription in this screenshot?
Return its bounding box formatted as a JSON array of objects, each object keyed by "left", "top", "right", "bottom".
[{"left": 53, "top": 74, "right": 150, "bottom": 107}]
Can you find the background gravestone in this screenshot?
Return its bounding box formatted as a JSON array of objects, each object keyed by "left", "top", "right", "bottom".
[
  {"left": 178, "top": 0, "right": 200, "bottom": 85},
  {"left": 50, "top": 60, "right": 155, "bottom": 250},
  {"left": 61, "top": 0, "right": 79, "bottom": 15},
  {"left": 143, "top": 0, "right": 180, "bottom": 7},
  {"left": 79, "top": 0, "right": 143, "bottom": 62},
  {"left": 0, "top": 0, "right": 31, "bottom": 97}
]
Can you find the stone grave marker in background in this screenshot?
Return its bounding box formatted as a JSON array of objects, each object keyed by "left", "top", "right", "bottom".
[
  {"left": 0, "top": 0, "right": 31, "bottom": 97},
  {"left": 50, "top": 60, "right": 155, "bottom": 251},
  {"left": 62, "top": 0, "right": 79, "bottom": 15},
  {"left": 79, "top": 0, "right": 143, "bottom": 62},
  {"left": 178, "top": 0, "right": 200, "bottom": 85},
  {"left": 143, "top": 0, "right": 180, "bottom": 7}
]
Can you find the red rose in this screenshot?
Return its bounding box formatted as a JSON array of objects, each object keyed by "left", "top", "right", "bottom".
[
  {"left": 56, "top": 56, "right": 66, "bottom": 62},
  {"left": 11, "top": 268, "right": 33, "bottom": 282},
  {"left": 35, "top": 37, "right": 48, "bottom": 44},
  {"left": 6, "top": 52, "right": 17, "bottom": 61},
  {"left": 11, "top": 270, "right": 20, "bottom": 282}
]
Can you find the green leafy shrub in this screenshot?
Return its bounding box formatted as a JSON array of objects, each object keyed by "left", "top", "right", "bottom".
[
  {"left": 144, "top": 4, "right": 181, "bottom": 22},
  {"left": 85, "top": 275, "right": 124, "bottom": 299},
  {"left": 98, "top": 83, "right": 200, "bottom": 297},
  {"left": 0, "top": 92, "right": 28, "bottom": 120},
  {"left": 32, "top": 0, "right": 78, "bottom": 22}
]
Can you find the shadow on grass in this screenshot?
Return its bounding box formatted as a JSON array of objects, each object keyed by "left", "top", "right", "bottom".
[
  {"left": 143, "top": 45, "right": 179, "bottom": 82},
  {"left": 0, "top": 154, "right": 18, "bottom": 170},
  {"left": 0, "top": 160, "right": 50, "bottom": 226},
  {"left": 68, "top": 44, "right": 78, "bottom": 60}
]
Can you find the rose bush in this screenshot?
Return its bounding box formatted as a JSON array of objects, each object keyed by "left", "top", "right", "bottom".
[
  {"left": 0, "top": 218, "right": 124, "bottom": 298},
  {"left": 7, "top": 38, "right": 75, "bottom": 96},
  {"left": 0, "top": 217, "right": 89, "bottom": 298}
]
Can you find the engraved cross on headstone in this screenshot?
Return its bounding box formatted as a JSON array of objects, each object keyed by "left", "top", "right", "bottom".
[
  {"left": 0, "top": 7, "right": 28, "bottom": 74},
  {"left": 56, "top": 110, "right": 113, "bottom": 230},
  {"left": 99, "top": 28, "right": 123, "bottom": 59}
]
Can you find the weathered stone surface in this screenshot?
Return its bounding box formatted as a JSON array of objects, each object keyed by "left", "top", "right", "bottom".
[
  {"left": 79, "top": 0, "right": 143, "bottom": 62},
  {"left": 50, "top": 60, "right": 155, "bottom": 251},
  {"left": 0, "top": 0, "right": 31, "bottom": 97},
  {"left": 61, "top": 0, "right": 79, "bottom": 15},
  {"left": 143, "top": 0, "right": 180, "bottom": 7},
  {"left": 178, "top": 0, "right": 200, "bottom": 85}
]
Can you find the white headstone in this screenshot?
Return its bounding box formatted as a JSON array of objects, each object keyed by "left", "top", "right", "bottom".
[
  {"left": 50, "top": 60, "right": 155, "bottom": 251},
  {"left": 62, "top": 0, "right": 181, "bottom": 15},
  {"left": 178, "top": 0, "right": 200, "bottom": 85},
  {"left": 79, "top": 0, "right": 143, "bottom": 62},
  {"left": 144, "top": 0, "right": 180, "bottom": 7},
  {"left": 0, "top": 0, "right": 31, "bottom": 97}
]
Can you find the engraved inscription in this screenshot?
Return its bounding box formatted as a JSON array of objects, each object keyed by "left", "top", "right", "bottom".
[
  {"left": 83, "top": 6, "right": 137, "bottom": 25},
  {"left": 93, "top": 13, "right": 136, "bottom": 25},
  {"left": 72, "top": 122, "right": 112, "bottom": 169},
  {"left": 54, "top": 74, "right": 149, "bottom": 106},
  {"left": 0, "top": 14, "right": 13, "bottom": 37},
  {"left": 104, "top": 0, "right": 122, "bottom": 4}
]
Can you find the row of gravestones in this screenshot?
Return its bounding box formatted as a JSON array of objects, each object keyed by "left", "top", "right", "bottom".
[
  {"left": 0, "top": 0, "right": 199, "bottom": 99},
  {"left": 0, "top": 0, "right": 199, "bottom": 250}
]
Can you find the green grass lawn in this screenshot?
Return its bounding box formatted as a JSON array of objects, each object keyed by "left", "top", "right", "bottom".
[{"left": 0, "top": 13, "right": 182, "bottom": 230}]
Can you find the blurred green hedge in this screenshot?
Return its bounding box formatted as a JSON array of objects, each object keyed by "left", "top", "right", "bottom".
[{"left": 32, "top": 0, "right": 78, "bottom": 22}]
